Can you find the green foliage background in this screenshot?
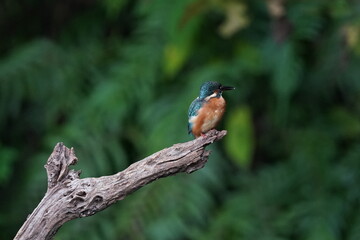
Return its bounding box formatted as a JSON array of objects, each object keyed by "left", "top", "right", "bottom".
[{"left": 1, "top": 0, "right": 360, "bottom": 239}]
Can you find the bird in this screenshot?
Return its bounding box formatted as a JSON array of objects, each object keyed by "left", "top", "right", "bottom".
[{"left": 188, "top": 81, "right": 235, "bottom": 138}]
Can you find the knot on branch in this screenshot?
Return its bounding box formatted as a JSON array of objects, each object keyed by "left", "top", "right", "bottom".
[{"left": 45, "top": 142, "right": 80, "bottom": 190}]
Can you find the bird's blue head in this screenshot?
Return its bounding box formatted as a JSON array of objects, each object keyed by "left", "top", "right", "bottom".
[{"left": 199, "top": 81, "right": 235, "bottom": 99}]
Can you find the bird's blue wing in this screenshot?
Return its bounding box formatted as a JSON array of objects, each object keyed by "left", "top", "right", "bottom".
[{"left": 188, "top": 98, "right": 202, "bottom": 134}]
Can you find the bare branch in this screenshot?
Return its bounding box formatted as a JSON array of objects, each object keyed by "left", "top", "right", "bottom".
[{"left": 14, "top": 129, "right": 227, "bottom": 240}]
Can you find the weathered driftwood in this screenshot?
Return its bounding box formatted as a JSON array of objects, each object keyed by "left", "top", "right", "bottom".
[{"left": 14, "top": 129, "right": 227, "bottom": 240}]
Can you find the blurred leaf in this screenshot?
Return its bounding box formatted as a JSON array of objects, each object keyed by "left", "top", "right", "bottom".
[
  {"left": 329, "top": 0, "right": 351, "bottom": 19},
  {"left": 289, "top": 2, "right": 323, "bottom": 40},
  {"left": 235, "top": 41, "right": 262, "bottom": 73},
  {"left": 330, "top": 107, "right": 360, "bottom": 138},
  {"left": 343, "top": 24, "right": 360, "bottom": 55},
  {"left": 267, "top": 0, "right": 286, "bottom": 18},
  {"left": 305, "top": 223, "right": 337, "bottom": 240},
  {"left": 218, "top": 1, "right": 249, "bottom": 38},
  {"left": 162, "top": 0, "right": 202, "bottom": 77},
  {"left": 272, "top": 41, "right": 302, "bottom": 123},
  {"left": 225, "top": 106, "right": 254, "bottom": 168},
  {"left": 272, "top": 42, "right": 301, "bottom": 98},
  {"left": 0, "top": 146, "right": 17, "bottom": 185},
  {"left": 163, "top": 44, "right": 189, "bottom": 77},
  {"left": 103, "top": 0, "right": 127, "bottom": 17},
  {"left": 179, "top": 0, "right": 207, "bottom": 28}
]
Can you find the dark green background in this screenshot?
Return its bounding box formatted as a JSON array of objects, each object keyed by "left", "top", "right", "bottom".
[{"left": 1, "top": 0, "right": 360, "bottom": 239}]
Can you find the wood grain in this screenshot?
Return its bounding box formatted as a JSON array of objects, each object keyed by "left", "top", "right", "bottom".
[{"left": 14, "top": 129, "right": 227, "bottom": 240}]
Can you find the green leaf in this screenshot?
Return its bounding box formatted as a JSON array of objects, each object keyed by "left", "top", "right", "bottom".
[{"left": 225, "top": 106, "right": 254, "bottom": 168}]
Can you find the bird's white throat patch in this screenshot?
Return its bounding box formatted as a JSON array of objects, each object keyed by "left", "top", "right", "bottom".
[{"left": 204, "top": 92, "right": 219, "bottom": 101}]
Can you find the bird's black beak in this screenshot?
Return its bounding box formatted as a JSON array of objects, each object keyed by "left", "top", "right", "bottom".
[{"left": 220, "top": 85, "right": 235, "bottom": 91}]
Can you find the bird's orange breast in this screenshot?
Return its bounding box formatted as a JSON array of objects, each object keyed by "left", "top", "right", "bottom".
[{"left": 191, "top": 97, "right": 226, "bottom": 137}]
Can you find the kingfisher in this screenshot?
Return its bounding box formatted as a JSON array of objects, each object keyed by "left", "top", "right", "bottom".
[{"left": 188, "top": 81, "right": 235, "bottom": 138}]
